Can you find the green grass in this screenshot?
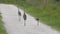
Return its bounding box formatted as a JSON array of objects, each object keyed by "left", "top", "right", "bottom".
[
  {"left": 0, "top": 0, "right": 60, "bottom": 31},
  {"left": 0, "top": 13, "right": 7, "bottom": 34}
]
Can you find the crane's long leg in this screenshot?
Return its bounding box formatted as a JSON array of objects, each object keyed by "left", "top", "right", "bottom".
[
  {"left": 37, "top": 21, "right": 39, "bottom": 26},
  {"left": 24, "top": 20, "right": 26, "bottom": 26},
  {"left": 19, "top": 16, "right": 21, "bottom": 21}
]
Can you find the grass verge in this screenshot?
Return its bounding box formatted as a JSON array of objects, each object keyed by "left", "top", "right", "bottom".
[{"left": 0, "top": 13, "right": 7, "bottom": 34}]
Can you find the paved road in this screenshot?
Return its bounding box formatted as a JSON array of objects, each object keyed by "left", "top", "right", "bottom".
[{"left": 0, "top": 4, "right": 60, "bottom": 34}]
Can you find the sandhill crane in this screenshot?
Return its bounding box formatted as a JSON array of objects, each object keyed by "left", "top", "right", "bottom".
[
  {"left": 18, "top": 9, "right": 21, "bottom": 21},
  {"left": 23, "top": 12, "right": 27, "bottom": 26},
  {"left": 36, "top": 18, "right": 39, "bottom": 26}
]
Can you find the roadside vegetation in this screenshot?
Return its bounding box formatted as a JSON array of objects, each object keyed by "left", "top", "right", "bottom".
[
  {"left": 0, "top": 13, "right": 7, "bottom": 34},
  {"left": 0, "top": 0, "right": 60, "bottom": 31}
]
